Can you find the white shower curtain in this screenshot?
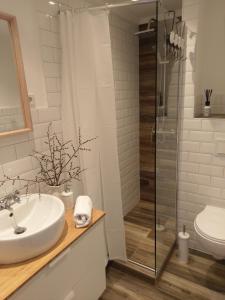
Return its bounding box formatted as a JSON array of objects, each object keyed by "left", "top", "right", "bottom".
[{"left": 60, "top": 10, "right": 127, "bottom": 261}]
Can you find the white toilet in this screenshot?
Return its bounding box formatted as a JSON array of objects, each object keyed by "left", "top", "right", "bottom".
[{"left": 194, "top": 205, "right": 225, "bottom": 260}]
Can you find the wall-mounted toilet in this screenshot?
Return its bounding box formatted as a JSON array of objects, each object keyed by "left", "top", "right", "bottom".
[{"left": 194, "top": 205, "right": 225, "bottom": 260}]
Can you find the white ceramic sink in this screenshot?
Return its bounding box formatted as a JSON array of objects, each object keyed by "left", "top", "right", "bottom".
[{"left": 0, "top": 194, "right": 65, "bottom": 264}]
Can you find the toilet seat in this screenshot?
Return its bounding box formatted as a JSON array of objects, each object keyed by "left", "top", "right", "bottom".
[
  {"left": 195, "top": 222, "right": 225, "bottom": 244},
  {"left": 195, "top": 206, "right": 225, "bottom": 244}
]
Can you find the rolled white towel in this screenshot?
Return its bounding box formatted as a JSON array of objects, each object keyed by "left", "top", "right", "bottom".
[{"left": 74, "top": 196, "right": 93, "bottom": 228}]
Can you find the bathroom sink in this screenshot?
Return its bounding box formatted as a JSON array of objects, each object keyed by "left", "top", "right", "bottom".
[{"left": 0, "top": 194, "right": 65, "bottom": 264}]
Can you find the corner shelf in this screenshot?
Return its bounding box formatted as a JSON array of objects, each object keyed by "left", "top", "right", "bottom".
[{"left": 195, "top": 114, "right": 225, "bottom": 119}]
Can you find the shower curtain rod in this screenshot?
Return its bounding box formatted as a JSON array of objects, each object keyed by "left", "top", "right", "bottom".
[
  {"left": 53, "top": 0, "right": 157, "bottom": 14},
  {"left": 47, "top": 1, "right": 73, "bottom": 16},
  {"left": 49, "top": 1, "right": 73, "bottom": 10}
]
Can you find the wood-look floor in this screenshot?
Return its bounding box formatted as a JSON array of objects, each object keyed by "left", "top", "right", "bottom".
[
  {"left": 124, "top": 200, "right": 176, "bottom": 269},
  {"left": 158, "top": 250, "right": 225, "bottom": 300},
  {"left": 100, "top": 265, "right": 173, "bottom": 300},
  {"left": 124, "top": 200, "right": 155, "bottom": 268},
  {"left": 100, "top": 250, "right": 225, "bottom": 300}
]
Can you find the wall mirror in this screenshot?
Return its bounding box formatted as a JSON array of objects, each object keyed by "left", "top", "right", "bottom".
[{"left": 0, "top": 11, "right": 32, "bottom": 137}]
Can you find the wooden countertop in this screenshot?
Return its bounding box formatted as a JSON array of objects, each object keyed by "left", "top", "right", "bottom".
[{"left": 0, "top": 209, "right": 105, "bottom": 300}]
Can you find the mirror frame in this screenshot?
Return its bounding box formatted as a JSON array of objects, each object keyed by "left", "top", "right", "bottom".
[{"left": 0, "top": 11, "right": 32, "bottom": 137}]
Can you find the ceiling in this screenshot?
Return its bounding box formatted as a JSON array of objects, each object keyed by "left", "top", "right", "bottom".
[
  {"left": 112, "top": 3, "right": 156, "bottom": 24},
  {"left": 86, "top": 0, "right": 182, "bottom": 24}
]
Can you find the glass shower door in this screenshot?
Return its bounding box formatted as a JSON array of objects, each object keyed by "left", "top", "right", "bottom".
[{"left": 155, "top": 0, "right": 181, "bottom": 274}]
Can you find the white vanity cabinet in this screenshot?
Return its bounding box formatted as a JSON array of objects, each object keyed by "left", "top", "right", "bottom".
[{"left": 9, "top": 220, "right": 106, "bottom": 300}]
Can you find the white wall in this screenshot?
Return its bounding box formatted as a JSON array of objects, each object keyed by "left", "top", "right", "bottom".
[
  {"left": 0, "top": 0, "right": 63, "bottom": 197},
  {"left": 109, "top": 13, "right": 140, "bottom": 216},
  {"left": 178, "top": 0, "right": 225, "bottom": 251}
]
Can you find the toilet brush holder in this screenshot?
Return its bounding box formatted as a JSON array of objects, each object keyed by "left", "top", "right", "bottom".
[{"left": 178, "top": 225, "right": 190, "bottom": 264}]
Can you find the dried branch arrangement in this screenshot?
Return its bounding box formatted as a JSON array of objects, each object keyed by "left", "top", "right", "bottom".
[{"left": 0, "top": 123, "right": 96, "bottom": 193}]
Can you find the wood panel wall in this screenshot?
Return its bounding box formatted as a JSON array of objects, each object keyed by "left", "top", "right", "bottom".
[{"left": 139, "top": 24, "right": 157, "bottom": 202}]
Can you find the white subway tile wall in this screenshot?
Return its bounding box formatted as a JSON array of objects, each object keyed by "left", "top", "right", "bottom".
[
  {"left": 109, "top": 14, "right": 140, "bottom": 216},
  {"left": 1, "top": 0, "right": 224, "bottom": 255},
  {"left": 178, "top": 0, "right": 225, "bottom": 251},
  {"left": 0, "top": 2, "right": 63, "bottom": 197}
]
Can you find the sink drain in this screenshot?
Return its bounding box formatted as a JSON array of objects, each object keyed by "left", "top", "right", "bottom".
[
  {"left": 14, "top": 226, "right": 27, "bottom": 235},
  {"left": 9, "top": 212, "right": 27, "bottom": 235}
]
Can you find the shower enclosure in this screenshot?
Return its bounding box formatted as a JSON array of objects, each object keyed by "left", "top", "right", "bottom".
[
  {"left": 108, "top": 0, "right": 182, "bottom": 278},
  {"left": 155, "top": 1, "right": 182, "bottom": 274},
  {"left": 71, "top": 0, "right": 183, "bottom": 278}
]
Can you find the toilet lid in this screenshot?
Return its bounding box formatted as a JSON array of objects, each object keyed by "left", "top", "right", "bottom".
[{"left": 195, "top": 206, "right": 225, "bottom": 242}]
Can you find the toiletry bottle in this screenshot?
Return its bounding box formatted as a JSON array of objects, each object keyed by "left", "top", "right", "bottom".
[
  {"left": 203, "top": 104, "right": 211, "bottom": 117},
  {"left": 61, "top": 185, "right": 74, "bottom": 211}
]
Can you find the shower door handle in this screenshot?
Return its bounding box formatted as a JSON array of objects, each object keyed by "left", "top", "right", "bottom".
[{"left": 151, "top": 126, "right": 156, "bottom": 143}]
